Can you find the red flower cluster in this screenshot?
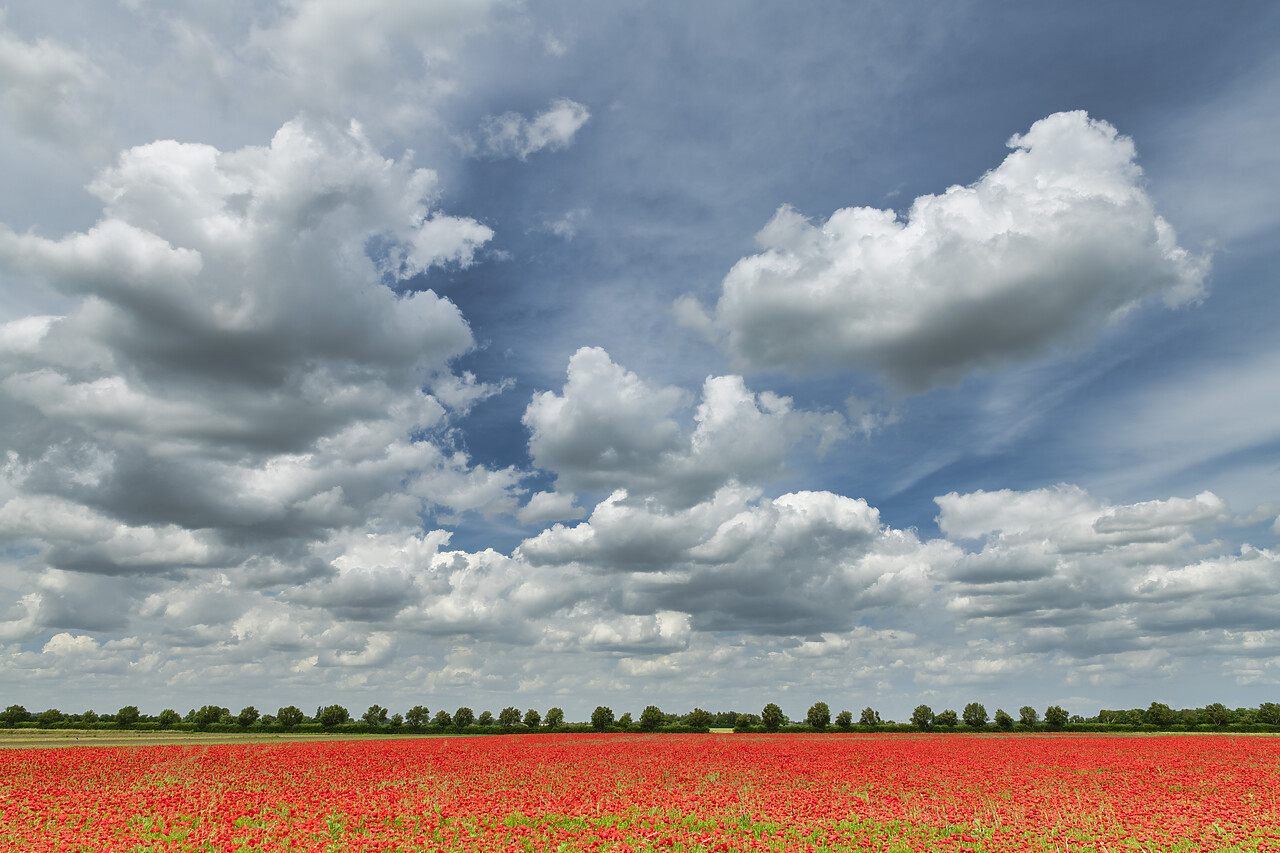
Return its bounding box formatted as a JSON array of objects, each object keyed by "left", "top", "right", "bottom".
[{"left": 1, "top": 733, "right": 1277, "bottom": 851}]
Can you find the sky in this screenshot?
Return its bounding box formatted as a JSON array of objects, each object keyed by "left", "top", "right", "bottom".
[{"left": 1, "top": 0, "right": 1278, "bottom": 723}]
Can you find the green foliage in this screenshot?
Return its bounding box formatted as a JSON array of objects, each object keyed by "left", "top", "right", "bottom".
[
  {"left": 544, "top": 707, "right": 564, "bottom": 728},
  {"left": 389, "top": 713, "right": 403, "bottom": 727},
  {"left": 237, "top": 706, "right": 260, "bottom": 728},
  {"left": 962, "top": 703, "right": 987, "bottom": 728},
  {"left": 276, "top": 706, "right": 304, "bottom": 729},
  {"left": 1203, "top": 702, "right": 1230, "bottom": 726},
  {"left": 859, "top": 707, "right": 881, "bottom": 727},
  {"left": 994, "top": 708, "right": 1014, "bottom": 730},
  {"left": 591, "top": 706, "right": 614, "bottom": 730},
  {"left": 1, "top": 705, "right": 30, "bottom": 726},
  {"left": 733, "top": 713, "right": 754, "bottom": 733},
  {"left": 523, "top": 708, "right": 541, "bottom": 727},
  {"left": 935, "top": 709, "right": 958, "bottom": 728},
  {"left": 498, "top": 706, "right": 521, "bottom": 727},
  {"left": 1019, "top": 706, "right": 1038, "bottom": 727},
  {"left": 685, "top": 708, "right": 712, "bottom": 729},
  {"left": 116, "top": 706, "right": 141, "bottom": 726},
  {"left": 433, "top": 710, "right": 452, "bottom": 727},
  {"left": 911, "top": 705, "right": 934, "bottom": 731},
  {"left": 761, "top": 703, "right": 785, "bottom": 732},
  {"left": 37, "top": 708, "right": 65, "bottom": 727},
  {"left": 82, "top": 710, "right": 99, "bottom": 724},
  {"left": 317, "top": 705, "right": 350, "bottom": 728},
  {"left": 806, "top": 702, "right": 831, "bottom": 730},
  {"left": 362, "top": 705, "right": 388, "bottom": 726},
  {"left": 1044, "top": 705, "right": 1068, "bottom": 729},
  {"left": 454, "top": 707, "right": 475, "bottom": 728},
  {"left": 476, "top": 710, "right": 494, "bottom": 726},
  {"left": 616, "top": 712, "right": 633, "bottom": 730},
  {"left": 1259, "top": 702, "right": 1280, "bottom": 725},
  {"left": 193, "top": 705, "right": 229, "bottom": 730},
  {"left": 835, "top": 710, "right": 853, "bottom": 730},
  {"left": 639, "top": 705, "right": 664, "bottom": 731},
  {"left": 405, "top": 705, "right": 429, "bottom": 727},
  {"left": 1147, "top": 701, "right": 1175, "bottom": 727},
  {"left": 157, "top": 709, "right": 181, "bottom": 726}
]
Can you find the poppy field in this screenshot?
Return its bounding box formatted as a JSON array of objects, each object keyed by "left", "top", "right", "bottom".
[{"left": 1, "top": 733, "right": 1278, "bottom": 852}]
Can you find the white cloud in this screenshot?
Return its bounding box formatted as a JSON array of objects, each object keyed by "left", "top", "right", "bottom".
[
  {"left": 475, "top": 98, "right": 590, "bottom": 160},
  {"left": 523, "top": 347, "right": 846, "bottom": 506},
  {"left": 0, "top": 17, "right": 104, "bottom": 146},
  {"left": 681, "top": 111, "right": 1209, "bottom": 389}
]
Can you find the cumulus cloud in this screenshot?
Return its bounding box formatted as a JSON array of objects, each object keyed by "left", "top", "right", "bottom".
[
  {"left": 680, "top": 111, "right": 1210, "bottom": 389},
  {"left": 475, "top": 98, "right": 591, "bottom": 160},
  {"left": 0, "top": 17, "right": 104, "bottom": 145},
  {"left": 523, "top": 347, "right": 847, "bottom": 507}
]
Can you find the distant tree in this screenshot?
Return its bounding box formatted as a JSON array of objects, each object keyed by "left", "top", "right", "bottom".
[
  {"left": 1203, "top": 703, "right": 1230, "bottom": 727},
  {"left": 193, "top": 705, "right": 228, "bottom": 730},
  {"left": 498, "top": 707, "right": 521, "bottom": 728},
  {"left": 317, "top": 705, "right": 350, "bottom": 728},
  {"left": 523, "top": 708, "right": 542, "bottom": 728},
  {"left": 362, "top": 705, "right": 388, "bottom": 727},
  {"left": 433, "top": 710, "right": 452, "bottom": 727},
  {"left": 1258, "top": 703, "right": 1280, "bottom": 725},
  {"left": 638, "top": 705, "right": 663, "bottom": 731},
  {"left": 1, "top": 705, "right": 29, "bottom": 726},
  {"left": 405, "top": 705, "right": 430, "bottom": 727},
  {"left": 544, "top": 707, "right": 564, "bottom": 728},
  {"left": 616, "top": 712, "right": 633, "bottom": 730},
  {"left": 115, "top": 706, "right": 141, "bottom": 727},
  {"left": 733, "top": 713, "right": 753, "bottom": 732},
  {"left": 390, "top": 713, "right": 403, "bottom": 727},
  {"left": 591, "top": 706, "right": 615, "bottom": 730},
  {"left": 1044, "top": 705, "right": 1068, "bottom": 729},
  {"left": 454, "top": 707, "right": 475, "bottom": 729},
  {"left": 935, "top": 709, "right": 958, "bottom": 728},
  {"left": 82, "top": 710, "right": 99, "bottom": 724},
  {"left": 834, "top": 710, "right": 853, "bottom": 731},
  {"left": 37, "top": 708, "right": 65, "bottom": 727},
  {"left": 237, "top": 707, "right": 260, "bottom": 728},
  {"left": 994, "top": 709, "right": 1014, "bottom": 730},
  {"left": 157, "top": 709, "right": 181, "bottom": 727},
  {"left": 686, "top": 708, "right": 713, "bottom": 729},
  {"left": 1147, "top": 702, "right": 1175, "bottom": 728},
  {"left": 911, "top": 705, "right": 934, "bottom": 731},
  {"left": 276, "top": 706, "right": 304, "bottom": 729},
  {"left": 476, "top": 710, "right": 494, "bottom": 726},
  {"left": 1019, "top": 706, "right": 1039, "bottom": 727},
  {"left": 805, "top": 702, "right": 831, "bottom": 730},
  {"left": 761, "top": 703, "right": 785, "bottom": 732},
  {"left": 962, "top": 703, "right": 988, "bottom": 728},
  {"left": 859, "top": 707, "right": 882, "bottom": 727}
]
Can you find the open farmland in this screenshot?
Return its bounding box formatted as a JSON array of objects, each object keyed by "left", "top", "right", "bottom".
[{"left": 1, "top": 733, "right": 1278, "bottom": 852}]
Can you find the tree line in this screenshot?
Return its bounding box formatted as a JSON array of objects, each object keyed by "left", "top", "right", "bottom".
[{"left": 2, "top": 699, "right": 1277, "bottom": 733}]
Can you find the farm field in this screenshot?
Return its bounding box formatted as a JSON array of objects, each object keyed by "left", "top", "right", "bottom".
[{"left": 1, "top": 733, "right": 1278, "bottom": 852}]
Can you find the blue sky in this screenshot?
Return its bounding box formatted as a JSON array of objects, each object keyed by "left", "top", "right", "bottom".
[{"left": 0, "top": 0, "right": 1277, "bottom": 722}]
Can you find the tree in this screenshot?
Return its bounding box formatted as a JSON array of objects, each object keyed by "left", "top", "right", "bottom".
[
  {"left": 193, "top": 705, "right": 227, "bottom": 730},
  {"left": 390, "top": 713, "right": 403, "bottom": 727},
  {"left": 994, "top": 709, "right": 1014, "bottom": 730},
  {"left": 498, "top": 707, "right": 521, "bottom": 728},
  {"left": 476, "top": 710, "right": 494, "bottom": 726},
  {"left": 1258, "top": 702, "right": 1280, "bottom": 725},
  {"left": 317, "top": 705, "right": 350, "bottom": 728},
  {"left": 835, "top": 710, "right": 853, "bottom": 731},
  {"left": 733, "top": 713, "right": 753, "bottom": 732},
  {"left": 859, "top": 707, "right": 881, "bottom": 727},
  {"left": 962, "top": 703, "right": 988, "bottom": 729},
  {"left": 591, "top": 706, "right": 615, "bottom": 730},
  {"left": 37, "top": 708, "right": 65, "bottom": 727},
  {"left": 806, "top": 702, "right": 831, "bottom": 730},
  {"left": 1044, "top": 705, "right": 1068, "bottom": 729},
  {"left": 935, "top": 709, "right": 958, "bottom": 728},
  {"left": 1019, "top": 706, "right": 1039, "bottom": 727},
  {"left": 1147, "top": 702, "right": 1175, "bottom": 728},
  {"left": 1, "top": 705, "right": 29, "bottom": 726},
  {"left": 639, "top": 705, "right": 664, "bottom": 731},
  {"left": 454, "top": 707, "right": 475, "bottom": 728},
  {"left": 116, "top": 706, "right": 141, "bottom": 726},
  {"left": 617, "top": 712, "right": 633, "bottom": 729},
  {"left": 523, "top": 708, "right": 542, "bottom": 728},
  {"left": 761, "top": 703, "right": 785, "bottom": 732},
  {"left": 433, "top": 710, "right": 452, "bottom": 727},
  {"left": 1203, "top": 702, "right": 1230, "bottom": 727},
  {"left": 911, "top": 705, "right": 934, "bottom": 731},
  {"left": 406, "top": 705, "right": 430, "bottom": 727},
  {"left": 157, "top": 709, "right": 181, "bottom": 727},
  {"left": 81, "top": 710, "right": 99, "bottom": 724},
  {"left": 362, "top": 705, "right": 388, "bottom": 727},
  {"left": 276, "top": 706, "right": 304, "bottom": 729},
  {"left": 544, "top": 707, "right": 564, "bottom": 728},
  {"left": 237, "top": 706, "right": 260, "bottom": 728},
  {"left": 683, "top": 708, "right": 712, "bottom": 729}
]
